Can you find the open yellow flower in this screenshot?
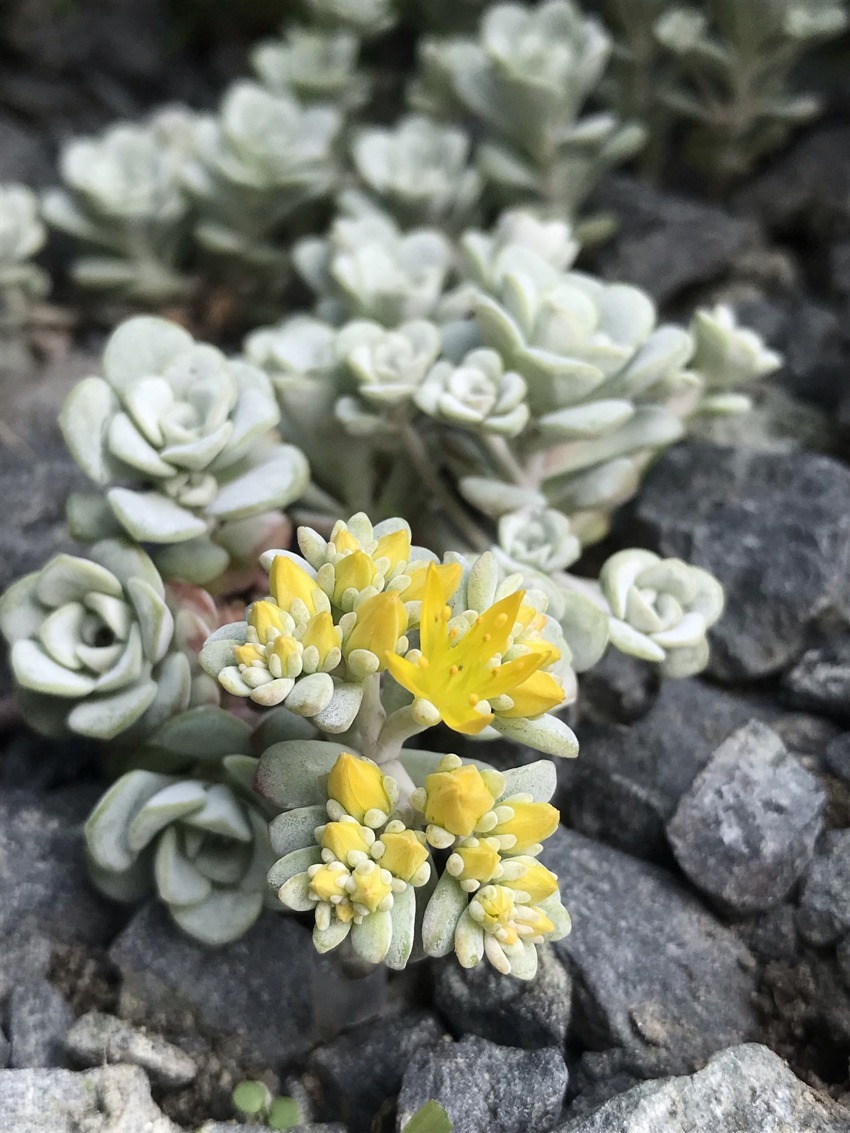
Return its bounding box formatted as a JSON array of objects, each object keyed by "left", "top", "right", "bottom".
[{"left": 386, "top": 564, "right": 557, "bottom": 735}]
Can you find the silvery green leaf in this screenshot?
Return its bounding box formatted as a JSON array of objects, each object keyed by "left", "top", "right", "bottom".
[
  {"left": 459, "top": 477, "right": 546, "bottom": 518},
  {"left": 207, "top": 447, "right": 310, "bottom": 520},
  {"left": 153, "top": 537, "right": 231, "bottom": 585},
  {"left": 269, "top": 805, "right": 327, "bottom": 857},
  {"left": 85, "top": 769, "right": 175, "bottom": 873},
  {"left": 466, "top": 551, "right": 500, "bottom": 613},
  {"left": 35, "top": 555, "right": 122, "bottom": 607},
  {"left": 267, "top": 846, "right": 323, "bottom": 893},
  {"left": 398, "top": 748, "right": 490, "bottom": 787},
  {"left": 277, "top": 871, "right": 315, "bottom": 912},
  {"left": 255, "top": 740, "right": 356, "bottom": 809},
  {"left": 126, "top": 578, "right": 173, "bottom": 664},
  {"left": 107, "top": 489, "right": 208, "bottom": 543},
  {"left": 385, "top": 883, "right": 417, "bottom": 971},
  {"left": 500, "top": 760, "right": 557, "bottom": 803},
  {"left": 284, "top": 673, "right": 335, "bottom": 718},
  {"left": 169, "top": 889, "right": 264, "bottom": 946},
  {"left": 222, "top": 755, "right": 260, "bottom": 795},
  {"left": 311, "top": 681, "right": 364, "bottom": 734},
  {"left": 509, "top": 940, "right": 539, "bottom": 980},
  {"left": 607, "top": 617, "right": 666, "bottom": 662},
  {"left": 66, "top": 493, "right": 122, "bottom": 542},
  {"left": 87, "top": 851, "right": 154, "bottom": 904},
  {"left": 660, "top": 638, "right": 710, "bottom": 679},
  {"left": 537, "top": 892, "right": 571, "bottom": 941},
  {"left": 492, "top": 713, "right": 579, "bottom": 758},
  {"left": 558, "top": 589, "right": 610, "bottom": 673},
  {"left": 155, "top": 826, "right": 212, "bottom": 906},
  {"left": 125, "top": 652, "right": 192, "bottom": 740},
  {"left": 126, "top": 780, "right": 208, "bottom": 852},
  {"left": 11, "top": 640, "right": 98, "bottom": 697},
  {"left": 538, "top": 400, "right": 635, "bottom": 439},
  {"left": 454, "top": 907, "right": 485, "bottom": 970},
  {"left": 183, "top": 784, "right": 252, "bottom": 841},
  {"left": 314, "top": 918, "right": 351, "bottom": 953},
  {"left": 103, "top": 317, "right": 194, "bottom": 392},
  {"left": 59, "top": 377, "right": 119, "bottom": 485},
  {"left": 0, "top": 573, "right": 45, "bottom": 644},
  {"left": 351, "top": 910, "right": 392, "bottom": 964},
  {"left": 252, "top": 706, "right": 318, "bottom": 749},
  {"left": 151, "top": 706, "right": 252, "bottom": 760},
  {"left": 422, "top": 870, "right": 469, "bottom": 958}
]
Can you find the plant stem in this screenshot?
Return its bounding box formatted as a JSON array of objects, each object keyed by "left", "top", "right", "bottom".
[
  {"left": 356, "top": 672, "right": 386, "bottom": 756},
  {"left": 482, "top": 434, "right": 530, "bottom": 487},
  {"left": 371, "top": 704, "right": 428, "bottom": 765}
]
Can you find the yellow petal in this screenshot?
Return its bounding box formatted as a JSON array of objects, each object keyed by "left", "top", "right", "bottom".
[
  {"left": 399, "top": 561, "right": 462, "bottom": 605},
  {"left": 349, "top": 865, "right": 392, "bottom": 913},
  {"left": 270, "top": 556, "right": 319, "bottom": 616},
  {"left": 374, "top": 528, "right": 411, "bottom": 570},
  {"left": 270, "top": 634, "right": 301, "bottom": 672},
  {"left": 455, "top": 589, "right": 524, "bottom": 665},
  {"left": 302, "top": 610, "right": 340, "bottom": 663},
  {"left": 321, "top": 821, "right": 372, "bottom": 862},
  {"left": 499, "top": 669, "right": 565, "bottom": 718},
  {"left": 327, "top": 753, "right": 391, "bottom": 821},
  {"left": 492, "top": 801, "right": 560, "bottom": 852},
  {"left": 234, "top": 643, "right": 264, "bottom": 666},
  {"left": 249, "top": 600, "right": 287, "bottom": 643},
  {"left": 345, "top": 592, "right": 408, "bottom": 667},
  {"left": 379, "top": 829, "right": 429, "bottom": 882},
  {"left": 503, "top": 857, "right": 559, "bottom": 903},
  {"left": 334, "top": 551, "right": 376, "bottom": 601},
  {"left": 425, "top": 764, "right": 496, "bottom": 837},
  {"left": 332, "top": 526, "right": 362, "bottom": 554},
  {"left": 310, "top": 865, "right": 349, "bottom": 902},
  {"left": 454, "top": 841, "right": 502, "bottom": 885}
]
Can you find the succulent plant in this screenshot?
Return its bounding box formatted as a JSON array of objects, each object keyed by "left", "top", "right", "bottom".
[
  {"left": 85, "top": 762, "right": 274, "bottom": 945},
  {"left": 294, "top": 209, "right": 454, "bottom": 326},
  {"left": 351, "top": 115, "right": 482, "bottom": 229},
  {"left": 0, "top": 183, "right": 49, "bottom": 329},
  {"left": 41, "top": 108, "right": 196, "bottom": 304},
  {"left": 690, "top": 304, "right": 784, "bottom": 412},
  {"left": 60, "top": 316, "right": 310, "bottom": 586},
  {"left": 302, "top": 0, "right": 398, "bottom": 37},
  {"left": 414, "top": 349, "right": 530, "bottom": 438},
  {"left": 251, "top": 25, "right": 368, "bottom": 109},
  {"left": 410, "top": 0, "right": 645, "bottom": 224},
  {"left": 336, "top": 318, "right": 443, "bottom": 408},
  {"left": 183, "top": 81, "right": 342, "bottom": 274},
  {"left": 0, "top": 540, "right": 201, "bottom": 741},
  {"left": 599, "top": 549, "right": 725, "bottom": 677},
  {"left": 602, "top": 0, "right": 849, "bottom": 183}
]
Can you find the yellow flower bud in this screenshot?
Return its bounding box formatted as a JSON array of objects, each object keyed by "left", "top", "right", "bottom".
[
  {"left": 249, "top": 600, "right": 287, "bottom": 644},
  {"left": 331, "top": 525, "right": 362, "bottom": 554},
  {"left": 379, "top": 829, "right": 429, "bottom": 883},
  {"left": 269, "top": 633, "right": 302, "bottom": 678},
  {"left": 503, "top": 857, "right": 559, "bottom": 903},
  {"left": 321, "top": 821, "right": 372, "bottom": 863},
  {"left": 474, "top": 884, "right": 520, "bottom": 945},
  {"left": 270, "top": 556, "right": 319, "bottom": 616},
  {"left": 233, "top": 643, "right": 264, "bottom": 667},
  {"left": 302, "top": 611, "right": 341, "bottom": 666},
  {"left": 327, "top": 753, "right": 391, "bottom": 822},
  {"left": 345, "top": 592, "right": 408, "bottom": 669},
  {"left": 519, "top": 905, "right": 555, "bottom": 938},
  {"left": 349, "top": 863, "right": 392, "bottom": 913},
  {"left": 452, "top": 840, "right": 502, "bottom": 885},
  {"left": 398, "top": 561, "right": 462, "bottom": 604},
  {"left": 374, "top": 528, "right": 411, "bottom": 570},
  {"left": 309, "top": 864, "right": 349, "bottom": 903},
  {"left": 334, "top": 551, "right": 376, "bottom": 601},
  {"left": 425, "top": 764, "right": 496, "bottom": 837},
  {"left": 491, "top": 801, "right": 560, "bottom": 853}
]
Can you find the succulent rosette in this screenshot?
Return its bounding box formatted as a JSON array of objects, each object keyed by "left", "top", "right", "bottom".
[
  {"left": 60, "top": 316, "right": 309, "bottom": 586},
  {"left": 0, "top": 183, "right": 49, "bottom": 325},
  {"left": 414, "top": 348, "right": 530, "bottom": 437}
]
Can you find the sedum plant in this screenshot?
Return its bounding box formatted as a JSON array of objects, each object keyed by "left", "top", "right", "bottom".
[
  {"left": 59, "top": 316, "right": 309, "bottom": 586},
  {"left": 410, "top": 0, "right": 646, "bottom": 231},
  {"left": 0, "top": 540, "right": 212, "bottom": 741},
  {"left": 41, "top": 109, "right": 197, "bottom": 305},
  {"left": 0, "top": 183, "right": 49, "bottom": 330},
  {"left": 600, "top": 0, "right": 849, "bottom": 183},
  {"left": 251, "top": 26, "right": 368, "bottom": 110}
]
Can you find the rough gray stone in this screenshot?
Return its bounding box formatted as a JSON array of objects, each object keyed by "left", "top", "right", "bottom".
[
  {"left": 0, "top": 1063, "right": 181, "bottom": 1132},
  {"left": 634, "top": 444, "right": 850, "bottom": 680},
  {"left": 0, "top": 1026, "right": 9, "bottom": 1068},
  {"left": 667, "top": 721, "right": 825, "bottom": 914},
  {"left": 434, "top": 943, "right": 571, "bottom": 1050},
  {"left": 594, "top": 176, "right": 759, "bottom": 304},
  {"left": 7, "top": 978, "right": 74, "bottom": 1069},
  {"left": 783, "top": 638, "right": 850, "bottom": 722},
  {"left": 396, "top": 1035, "right": 567, "bottom": 1133},
  {"left": 557, "top": 679, "right": 766, "bottom": 860},
  {"left": 797, "top": 830, "right": 850, "bottom": 946},
  {"left": 576, "top": 650, "right": 658, "bottom": 727},
  {"left": 557, "top": 1044, "right": 850, "bottom": 1132},
  {"left": 65, "top": 1011, "right": 197, "bottom": 1089},
  {"left": 0, "top": 787, "right": 120, "bottom": 952},
  {"left": 739, "top": 904, "right": 800, "bottom": 964},
  {"left": 307, "top": 1011, "right": 444, "bottom": 1133},
  {"left": 826, "top": 733, "right": 850, "bottom": 784},
  {"left": 543, "top": 827, "right": 758, "bottom": 1071},
  {"left": 109, "top": 903, "right": 382, "bottom": 1066}
]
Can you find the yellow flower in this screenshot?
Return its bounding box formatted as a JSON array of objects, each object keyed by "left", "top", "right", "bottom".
[
  {"left": 301, "top": 611, "right": 341, "bottom": 669},
  {"left": 397, "top": 560, "right": 462, "bottom": 604},
  {"left": 499, "top": 669, "right": 566, "bottom": 718},
  {"left": 321, "top": 821, "right": 373, "bottom": 864},
  {"left": 334, "top": 550, "right": 377, "bottom": 603},
  {"left": 248, "top": 599, "right": 288, "bottom": 643},
  {"left": 270, "top": 556, "right": 321, "bottom": 617},
  {"left": 327, "top": 753, "right": 391, "bottom": 823},
  {"left": 424, "top": 764, "right": 496, "bottom": 837},
  {"left": 344, "top": 592, "right": 408, "bottom": 669},
  {"left": 373, "top": 528, "right": 411, "bottom": 571},
  {"left": 379, "top": 828, "right": 429, "bottom": 883},
  {"left": 268, "top": 633, "right": 302, "bottom": 679},
  {"left": 309, "top": 864, "right": 349, "bottom": 903},
  {"left": 491, "top": 800, "right": 560, "bottom": 853},
  {"left": 448, "top": 839, "right": 502, "bottom": 886},
  {"left": 386, "top": 565, "right": 548, "bottom": 735},
  {"left": 348, "top": 861, "right": 393, "bottom": 914},
  {"left": 473, "top": 885, "right": 521, "bottom": 948},
  {"left": 503, "top": 857, "right": 559, "bottom": 903}
]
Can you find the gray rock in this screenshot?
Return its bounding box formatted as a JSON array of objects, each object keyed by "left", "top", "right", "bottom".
[
  {"left": 0, "top": 1063, "right": 181, "bottom": 1132},
  {"left": 667, "top": 721, "right": 825, "bottom": 915},
  {"left": 557, "top": 679, "right": 766, "bottom": 860},
  {"left": 739, "top": 904, "right": 800, "bottom": 964},
  {"left": 7, "top": 978, "right": 74, "bottom": 1069},
  {"left": 434, "top": 943, "right": 571, "bottom": 1050},
  {"left": 0, "top": 932, "right": 53, "bottom": 1000},
  {"left": 594, "top": 176, "right": 758, "bottom": 304},
  {"left": 0, "top": 1026, "right": 9, "bottom": 1068},
  {"left": 307, "top": 1011, "right": 444, "bottom": 1133},
  {"left": 797, "top": 830, "right": 850, "bottom": 946},
  {"left": 836, "top": 934, "right": 850, "bottom": 991},
  {"left": 0, "top": 787, "right": 120, "bottom": 953},
  {"left": 826, "top": 733, "right": 850, "bottom": 783},
  {"left": 576, "top": 650, "right": 658, "bottom": 727},
  {"left": 783, "top": 638, "right": 850, "bottom": 721},
  {"left": 633, "top": 444, "right": 850, "bottom": 680},
  {"left": 557, "top": 1043, "right": 850, "bottom": 1132},
  {"left": 396, "top": 1035, "right": 567, "bottom": 1133},
  {"left": 65, "top": 1011, "right": 197, "bottom": 1089},
  {"left": 543, "top": 827, "right": 758, "bottom": 1071},
  {"left": 109, "top": 903, "right": 382, "bottom": 1066},
  {"left": 0, "top": 114, "right": 53, "bottom": 185}
]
